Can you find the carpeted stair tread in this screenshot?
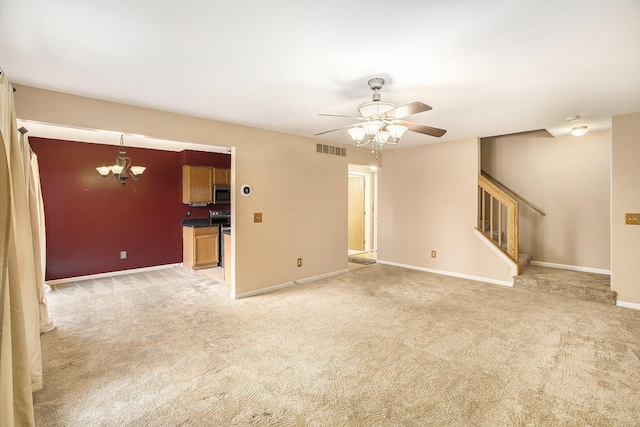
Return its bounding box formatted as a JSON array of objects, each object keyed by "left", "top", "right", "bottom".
[
  {"left": 518, "top": 253, "right": 532, "bottom": 273},
  {"left": 518, "top": 253, "right": 532, "bottom": 267},
  {"left": 513, "top": 264, "right": 616, "bottom": 305}
]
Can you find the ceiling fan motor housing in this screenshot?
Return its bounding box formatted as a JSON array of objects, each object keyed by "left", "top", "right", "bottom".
[{"left": 368, "top": 78, "right": 385, "bottom": 102}]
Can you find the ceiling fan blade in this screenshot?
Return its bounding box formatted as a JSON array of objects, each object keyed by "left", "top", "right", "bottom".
[
  {"left": 384, "top": 102, "right": 432, "bottom": 119},
  {"left": 398, "top": 120, "right": 447, "bottom": 137},
  {"left": 315, "top": 123, "right": 359, "bottom": 136},
  {"left": 318, "top": 113, "right": 355, "bottom": 118}
]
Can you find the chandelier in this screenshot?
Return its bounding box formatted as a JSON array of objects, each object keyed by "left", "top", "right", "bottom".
[{"left": 96, "top": 134, "right": 146, "bottom": 185}]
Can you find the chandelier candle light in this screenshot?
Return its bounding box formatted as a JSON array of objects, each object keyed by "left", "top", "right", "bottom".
[{"left": 96, "top": 134, "right": 146, "bottom": 185}]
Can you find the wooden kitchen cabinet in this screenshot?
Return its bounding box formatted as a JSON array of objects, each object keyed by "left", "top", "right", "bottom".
[
  {"left": 213, "top": 168, "right": 230, "bottom": 185},
  {"left": 183, "top": 226, "right": 219, "bottom": 269},
  {"left": 182, "top": 165, "right": 213, "bottom": 204}
]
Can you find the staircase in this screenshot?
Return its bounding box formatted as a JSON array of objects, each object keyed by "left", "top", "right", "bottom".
[
  {"left": 477, "top": 174, "right": 523, "bottom": 273},
  {"left": 478, "top": 173, "right": 615, "bottom": 305},
  {"left": 513, "top": 264, "right": 616, "bottom": 305},
  {"left": 518, "top": 253, "right": 532, "bottom": 272}
]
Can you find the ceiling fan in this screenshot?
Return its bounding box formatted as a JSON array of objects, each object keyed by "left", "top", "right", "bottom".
[{"left": 316, "top": 78, "right": 446, "bottom": 154}]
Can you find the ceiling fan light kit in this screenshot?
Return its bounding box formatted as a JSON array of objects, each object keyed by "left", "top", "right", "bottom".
[
  {"left": 362, "top": 120, "right": 383, "bottom": 137},
  {"left": 348, "top": 127, "right": 365, "bottom": 143},
  {"left": 317, "top": 77, "right": 446, "bottom": 157},
  {"left": 358, "top": 101, "right": 395, "bottom": 118},
  {"left": 387, "top": 124, "right": 408, "bottom": 142}
]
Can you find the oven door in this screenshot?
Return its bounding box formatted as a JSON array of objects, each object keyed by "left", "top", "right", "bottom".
[{"left": 219, "top": 225, "right": 230, "bottom": 268}]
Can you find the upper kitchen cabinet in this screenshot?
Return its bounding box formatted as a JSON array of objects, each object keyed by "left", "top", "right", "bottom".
[
  {"left": 213, "top": 168, "right": 230, "bottom": 185},
  {"left": 182, "top": 165, "right": 212, "bottom": 204}
]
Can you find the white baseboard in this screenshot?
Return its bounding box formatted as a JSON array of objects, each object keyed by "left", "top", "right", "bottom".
[
  {"left": 295, "top": 269, "right": 349, "bottom": 284},
  {"left": 617, "top": 300, "right": 640, "bottom": 311},
  {"left": 530, "top": 261, "right": 611, "bottom": 275},
  {"left": 377, "top": 260, "right": 514, "bottom": 287},
  {"left": 45, "top": 263, "right": 183, "bottom": 286},
  {"left": 232, "top": 269, "right": 349, "bottom": 299},
  {"left": 232, "top": 281, "right": 297, "bottom": 300}
]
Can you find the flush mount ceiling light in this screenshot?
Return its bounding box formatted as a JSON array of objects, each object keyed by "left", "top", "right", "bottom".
[
  {"left": 316, "top": 78, "right": 446, "bottom": 158},
  {"left": 96, "top": 134, "right": 146, "bottom": 185},
  {"left": 571, "top": 126, "right": 588, "bottom": 137}
]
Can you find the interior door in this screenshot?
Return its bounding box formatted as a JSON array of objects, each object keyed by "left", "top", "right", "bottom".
[{"left": 348, "top": 175, "right": 365, "bottom": 251}]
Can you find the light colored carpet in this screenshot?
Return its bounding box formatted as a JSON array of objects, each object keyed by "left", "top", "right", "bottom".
[
  {"left": 347, "top": 256, "right": 376, "bottom": 265},
  {"left": 515, "top": 264, "right": 616, "bottom": 305},
  {"left": 35, "top": 264, "right": 640, "bottom": 426}
]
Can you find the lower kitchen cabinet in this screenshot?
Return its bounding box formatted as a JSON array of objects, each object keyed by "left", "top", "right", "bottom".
[{"left": 183, "top": 226, "right": 219, "bottom": 269}]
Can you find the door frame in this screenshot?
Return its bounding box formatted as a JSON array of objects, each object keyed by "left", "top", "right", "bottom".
[{"left": 348, "top": 164, "right": 377, "bottom": 253}]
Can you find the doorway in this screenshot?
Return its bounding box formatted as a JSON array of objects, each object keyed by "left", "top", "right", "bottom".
[
  {"left": 348, "top": 164, "right": 377, "bottom": 263},
  {"left": 348, "top": 175, "right": 365, "bottom": 252}
]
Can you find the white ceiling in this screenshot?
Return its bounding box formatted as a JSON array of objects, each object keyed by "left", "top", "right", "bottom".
[{"left": 2, "top": 0, "right": 640, "bottom": 150}]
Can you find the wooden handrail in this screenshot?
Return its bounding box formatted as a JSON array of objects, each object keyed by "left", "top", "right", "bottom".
[
  {"left": 479, "top": 175, "right": 517, "bottom": 211},
  {"left": 481, "top": 171, "right": 546, "bottom": 216},
  {"left": 478, "top": 174, "right": 520, "bottom": 271}
]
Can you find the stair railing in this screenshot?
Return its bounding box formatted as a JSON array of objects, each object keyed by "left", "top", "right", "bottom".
[
  {"left": 481, "top": 171, "right": 546, "bottom": 216},
  {"left": 478, "top": 174, "right": 519, "bottom": 266}
]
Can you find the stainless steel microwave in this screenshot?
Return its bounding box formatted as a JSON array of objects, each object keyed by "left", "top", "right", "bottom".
[{"left": 212, "top": 185, "right": 231, "bottom": 205}]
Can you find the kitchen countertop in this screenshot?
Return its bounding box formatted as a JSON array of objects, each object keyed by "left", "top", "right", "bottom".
[{"left": 181, "top": 219, "right": 218, "bottom": 228}]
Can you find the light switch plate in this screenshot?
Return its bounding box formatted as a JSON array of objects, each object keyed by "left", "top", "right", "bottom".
[
  {"left": 625, "top": 213, "right": 640, "bottom": 225},
  {"left": 254, "top": 212, "right": 263, "bottom": 223}
]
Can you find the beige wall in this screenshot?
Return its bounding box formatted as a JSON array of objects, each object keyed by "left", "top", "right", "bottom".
[
  {"left": 482, "top": 130, "right": 611, "bottom": 271},
  {"left": 612, "top": 112, "right": 640, "bottom": 305},
  {"left": 13, "top": 84, "right": 380, "bottom": 297},
  {"left": 18, "top": 83, "right": 635, "bottom": 303},
  {"left": 377, "top": 137, "right": 513, "bottom": 284}
]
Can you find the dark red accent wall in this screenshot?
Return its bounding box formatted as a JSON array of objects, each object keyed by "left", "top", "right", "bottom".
[
  {"left": 180, "top": 149, "right": 231, "bottom": 167},
  {"left": 29, "top": 137, "right": 230, "bottom": 280}
]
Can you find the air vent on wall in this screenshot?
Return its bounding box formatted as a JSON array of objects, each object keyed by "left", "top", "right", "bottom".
[{"left": 316, "top": 143, "right": 346, "bottom": 157}]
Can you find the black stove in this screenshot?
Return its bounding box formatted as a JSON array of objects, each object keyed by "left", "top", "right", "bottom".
[
  {"left": 210, "top": 210, "right": 231, "bottom": 268},
  {"left": 210, "top": 210, "right": 231, "bottom": 232}
]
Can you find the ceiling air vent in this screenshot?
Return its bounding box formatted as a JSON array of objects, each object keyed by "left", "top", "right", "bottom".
[{"left": 316, "top": 143, "right": 346, "bottom": 157}]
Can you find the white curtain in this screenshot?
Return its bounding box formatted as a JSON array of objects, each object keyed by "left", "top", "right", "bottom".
[
  {"left": 29, "top": 147, "right": 52, "bottom": 334},
  {"left": 0, "top": 70, "right": 50, "bottom": 426}
]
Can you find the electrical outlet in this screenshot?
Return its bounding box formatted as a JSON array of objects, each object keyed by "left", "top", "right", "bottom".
[
  {"left": 254, "top": 212, "right": 263, "bottom": 223},
  {"left": 297, "top": 258, "right": 302, "bottom": 267},
  {"left": 120, "top": 251, "right": 127, "bottom": 259},
  {"left": 431, "top": 250, "right": 437, "bottom": 258},
  {"left": 186, "top": 210, "right": 191, "bottom": 216}
]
